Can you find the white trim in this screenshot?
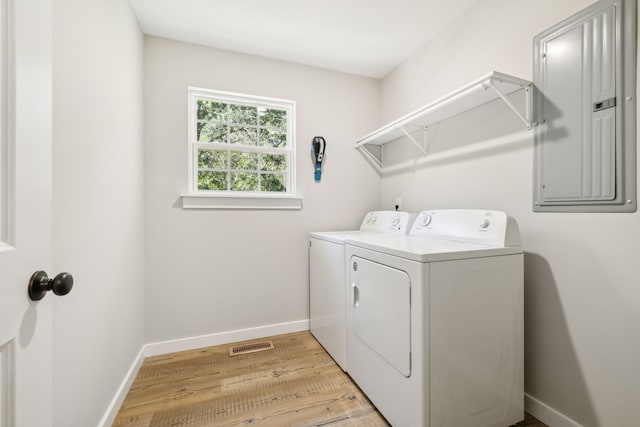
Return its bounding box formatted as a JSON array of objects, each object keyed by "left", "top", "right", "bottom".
[
  {"left": 195, "top": 141, "right": 289, "bottom": 155},
  {"left": 187, "top": 87, "right": 296, "bottom": 196},
  {"left": 97, "top": 346, "right": 146, "bottom": 427},
  {"left": 525, "top": 393, "right": 584, "bottom": 427},
  {"left": 189, "top": 87, "right": 295, "bottom": 109},
  {"left": 0, "top": 339, "right": 14, "bottom": 427},
  {"left": 181, "top": 193, "right": 303, "bottom": 210},
  {"left": 145, "top": 319, "right": 309, "bottom": 357},
  {"left": 0, "top": 0, "right": 15, "bottom": 248}
]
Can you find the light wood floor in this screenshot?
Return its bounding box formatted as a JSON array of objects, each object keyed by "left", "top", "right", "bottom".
[
  {"left": 113, "top": 331, "right": 547, "bottom": 426},
  {"left": 113, "top": 331, "right": 388, "bottom": 426}
]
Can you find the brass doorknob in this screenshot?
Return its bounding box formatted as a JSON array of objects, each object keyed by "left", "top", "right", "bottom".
[{"left": 28, "top": 271, "right": 74, "bottom": 301}]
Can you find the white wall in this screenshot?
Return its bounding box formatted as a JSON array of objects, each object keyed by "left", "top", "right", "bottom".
[
  {"left": 378, "top": 0, "right": 639, "bottom": 426},
  {"left": 144, "top": 37, "right": 380, "bottom": 342},
  {"left": 52, "top": 0, "right": 145, "bottom": 426}
]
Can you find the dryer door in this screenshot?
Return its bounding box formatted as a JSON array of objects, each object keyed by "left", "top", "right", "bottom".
[{"left": 350, "top": 256, "right": 411, "bottom": 377}]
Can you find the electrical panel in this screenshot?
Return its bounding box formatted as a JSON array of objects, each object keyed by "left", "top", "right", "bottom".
[{"left": 533, "top": 0, "right": 636, "bottom": 212}]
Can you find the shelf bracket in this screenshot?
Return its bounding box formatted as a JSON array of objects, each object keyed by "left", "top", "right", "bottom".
[
  {"left": 486, "top": 79, "right": 533, "bottom": 129},
  {"left": 357, "top": 144, "right": 383, "bottom": 169},
  {"left": 398, "top": 126, "right": 428, "bottom": 156}
]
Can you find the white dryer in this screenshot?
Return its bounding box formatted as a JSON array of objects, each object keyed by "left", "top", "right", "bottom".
[
  {"left": 345, "top": 209, "right": 524, "bottom": 427},
  {"left": 309, "top": 211, "right": 413, "bottom": 371}
]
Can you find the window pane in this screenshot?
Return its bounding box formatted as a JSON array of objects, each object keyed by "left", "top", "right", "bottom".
[
  {"left": 229, "top": 126, "right": 257, "bottom": 145},
  {"left": 230, "top": 151, "right": 258, "bottom": 171},
  {"left": 197, "top": 100, "right": 227, "bottom": 122},
  {"left": 198, "top": 149, "right": 227, "bottom": 169},
  {"left": 261, "top": 173, "right": 287, "bottom": 192},
  {"left": 229, "top": 104, "right": 257, "bottom": 125},
  {"left": 259, "top": 108, "right": 287, "bottom": 129},
  {"left": 190, "top": 89, "right": 295, "bottom": 196},
  {"left": 198, "top": 171, "right": 227, "bottom": 190},
  {"left": 197, "top": 122, "right": 227, "bottom": 143},
  {"left": 261, "top": 154, "right": 287, "bottom": 172},
  {"left": 259, "top": 128, "right": 287, "bottom": 148},
  {"left": 231, "top": 172, "right": 258, "bottom": 191}
]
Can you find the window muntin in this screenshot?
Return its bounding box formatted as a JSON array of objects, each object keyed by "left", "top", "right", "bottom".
[{"left": 189, "top": 88, "right": 295, "bottom": 195}]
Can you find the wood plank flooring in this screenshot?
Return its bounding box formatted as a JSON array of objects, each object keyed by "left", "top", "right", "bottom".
[
  {"left": 113, "top": 331, "right": 387, "bottom": 426},
  {"left": 113, "top": 331, "right": 547, "bottom": 426}
]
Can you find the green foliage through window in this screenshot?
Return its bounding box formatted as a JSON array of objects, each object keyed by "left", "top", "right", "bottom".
[
  {"left": 197, "top": 149, "right": 288, "bottom": 192},
  {"left": 191, "top": 89, "right": 294, "bottom": 195}
]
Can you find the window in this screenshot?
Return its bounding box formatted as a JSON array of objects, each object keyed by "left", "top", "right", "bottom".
[{"left": 188, "top": 88, "right": 296, "bottom": 198}]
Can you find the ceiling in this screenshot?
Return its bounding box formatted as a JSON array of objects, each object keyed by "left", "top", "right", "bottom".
[{"left": 129, "top": 0, "right": 482, "bottom": 79}]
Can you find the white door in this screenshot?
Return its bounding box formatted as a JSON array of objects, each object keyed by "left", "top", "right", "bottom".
[{"left": 0, "top": 0, "right": 53, "bottom": 426}]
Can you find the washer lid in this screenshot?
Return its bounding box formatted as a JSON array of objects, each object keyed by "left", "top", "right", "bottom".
[{"left": 310, "top": 230, "right": 364, "bottom": 244}]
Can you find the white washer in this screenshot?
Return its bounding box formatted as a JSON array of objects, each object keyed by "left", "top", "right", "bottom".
[
  {"left": 345, "top": 209, "right": 524, "bottom": 427},
  {"left": 309, "top": 211, "right": 414, "bottom": 371}
]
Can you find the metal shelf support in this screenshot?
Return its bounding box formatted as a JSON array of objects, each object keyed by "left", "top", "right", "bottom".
[
  {"left": 359, "top": 145, "right": 383, "bottom": 169},
  {"left": 485, "top": 78, "right": 533, "bottom": 129},
  {"left": 398, "top": 126, "right": 428, "bottom": 156}
]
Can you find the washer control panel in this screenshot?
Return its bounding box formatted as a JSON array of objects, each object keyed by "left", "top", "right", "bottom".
[
  {"left": 410, "top": 209, "right": 519, "bottom": 247},
  {"left": 359, "top": 211, "right": 413, "bottom": 234}
]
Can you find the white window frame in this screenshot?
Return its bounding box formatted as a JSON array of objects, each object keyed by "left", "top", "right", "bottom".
[{"left": 182, "top": 87, "right": 302, "bottom": 210}]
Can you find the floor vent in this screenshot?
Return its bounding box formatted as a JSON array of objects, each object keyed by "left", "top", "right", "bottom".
[{"left": 229, "top": 341, "right": 275, "bottom": 356}]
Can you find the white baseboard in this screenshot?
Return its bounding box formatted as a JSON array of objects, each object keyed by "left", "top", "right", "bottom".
[
  {"left": 145, "top": 319, "right": 310, "bottom": 357},
  {"left": 525, "top": 393, "right": 583, "bottom": 427},
  {"left": 97, "top": 346, "right": 146, "bottom": 427}
]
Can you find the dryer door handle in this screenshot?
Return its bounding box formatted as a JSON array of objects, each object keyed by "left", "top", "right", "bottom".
[{"left": 352, "top": 283, "right": 360, "bottom": 308}]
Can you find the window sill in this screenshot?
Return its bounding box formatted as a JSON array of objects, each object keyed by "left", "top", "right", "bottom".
[{"left": 181, "top": 193, "right": 303, "bottom": 210}]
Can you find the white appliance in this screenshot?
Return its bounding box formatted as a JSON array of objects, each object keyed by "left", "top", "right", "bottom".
[
  {"left": 345, "top": 209, "right": 524, "bottom": 427},
  {"left": 309, "top": 211, "right": 413, "bottom": 371}
]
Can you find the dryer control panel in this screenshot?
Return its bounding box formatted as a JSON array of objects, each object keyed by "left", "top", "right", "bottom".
[
  {"left": 410, "top": 209, "right": 521, "bottom": 247},
  {"left": 359, "top": 211, "right": 413, "bottom": 234}
]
